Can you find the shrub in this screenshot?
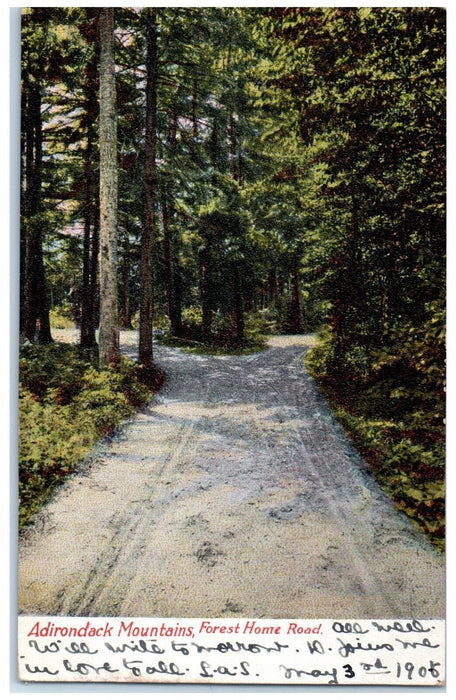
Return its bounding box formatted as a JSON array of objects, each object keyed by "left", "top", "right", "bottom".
[
  {"left": 306, "top": 309, "right": 445, "bottom": 550},
  {"left": 18, "top": 343, "right": 163, "bottom": 530},
  {"left": 162, "top": 306, "right": 268, "bottom": 353},
  {"left": 260, "top": 294, "right": 328, "bottom": 334},
  {"left": 19, "top": 384, "right": 99, "bottom": 527},
  {"left": 50, "top": 303, "right": 74, "bottom": 329},
  {"left": 19, "top": 343, "right": 94, "bottom": 401}
]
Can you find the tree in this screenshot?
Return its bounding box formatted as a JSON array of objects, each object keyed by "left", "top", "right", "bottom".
[
  {"left": 79, "top": 9, "right": 100, "bottom": 348},
  {"left": 21, "top": 9, "right": 54, "bottom": 343},
  {"left": 21, "top": 7, "right": 90, "bottom": 344},
  {"left": 138, "top": 7, "right": 159, "bottom": 368},
  {"left": 256, "top": 6, "right": 445, "bottom": 353},
  {"left": 98, "top": 7, "right": 119, "bottom": 366},
  {"left": 21, "top": 6, "right": 444, "bottom": 362}
]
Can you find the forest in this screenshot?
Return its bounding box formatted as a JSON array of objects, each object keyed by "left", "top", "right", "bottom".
[{"left": 20, "top": 7, "right": 445, "bottom": 547}]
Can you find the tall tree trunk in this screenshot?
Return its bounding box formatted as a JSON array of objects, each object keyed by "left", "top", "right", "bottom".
[
  {"left": 268, "top": 267, "right": 276, "bottom": 304},
  {"left": 89, "top": 195, "right": 100, "bottom": 328},
  {"left": 80, "top": 135, "right": 99, "bottom": 345},
  {"left": 228, "top": 113, "right": 244, "bottom": 343},
  {"left": 289, "top": 262, "right": 302, "bottom": 333},
  {"left": 238, "top": 146, "right": 244, "bottom": 186},
  {"left": 201, "top": 242, "right": 212, "bottom": 340},
  {"left": 80, "top": 12, "right": 99, "bottom": 348},
  {"left": 120, "top": 232, "right": 131, "bottom": 329},
  {"left": 161, "top": 190, "right": 182, "bottom": 336},
  {"left": 199, "top": 117, "right": 219, "bottom": 340},
  {"left": 161, "top": 112, "right": 182, "bottom": 337},
  {"left": 277, "top": 274, "right": 284, "bottom": 296},
  {"left": 23, "top": 77, "right": 52, "bottom": 344},
  {"left": 232, "top": 265, "right": 244, "bottom": 345},
  {"left": 98, "top": 7, "right": 119, "bottom": 366},
  {"left": 139, "top": 7, "right": 158, "bottom": 368}
]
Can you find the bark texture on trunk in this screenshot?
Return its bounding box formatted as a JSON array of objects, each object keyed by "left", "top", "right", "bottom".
[
  {"left": 23, "top": 76, "right": 52, "bottom": 344},
  {"left": 119, "top": 229, "right": 132, "bottom": 329},
  {"left": 228, "top": 112, "right": 244, "bottom": 344},
  {"left": 201, "top": 242, "right": 212, "bottom": 340},
  {"left": 98, "top": 7, "right": 119, "bottom": 366},
  {"left": 80, "top": 16, "right": 99, "bottom": 348},
  {"left": 268, "top": 268, "right": 276, "bottom": 304},
  {"left": 161, "top": 191, "right": 182, "bottom": 337},
  {"left": 139, "top": 7, "right": 158, "bottom": 368},
  {"left": 289, "top": 263, "right": 302, "bottom": 334},
  {"left": 161, "top": 112, "right": 182, "bottom": 337},
  {"left": 232, "top": 265, "right": 244, "bottom": 345}
]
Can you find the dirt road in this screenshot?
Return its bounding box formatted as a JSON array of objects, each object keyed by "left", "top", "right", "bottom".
[{"left": 18, "top": 332, "right": 445, "bottom": 618}]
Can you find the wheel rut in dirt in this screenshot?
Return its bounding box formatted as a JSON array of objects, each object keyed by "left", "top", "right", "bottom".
[{"left": 18, "top": 332, "right": 445, "bottom": 618}]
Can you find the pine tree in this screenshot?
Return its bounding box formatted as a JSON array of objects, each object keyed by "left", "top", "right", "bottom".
[
  {"left": 79, "top": 9, "right": 100, "bottom": 348},
  {"left": 21, "top": 9, "right": 54, "bottom": 343},
  {"left": 138, "top": 7, "right": 159, "bottom": 368},
  {"left": 98, "top": 7, "right": 119, "bottom": 366}
]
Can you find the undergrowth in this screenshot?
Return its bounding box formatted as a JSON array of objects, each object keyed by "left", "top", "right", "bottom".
[
  {"left": 305, "top": 316, "right": 445, "bottom": 552},
  {"left": 19, "top": 342, "right": 164, "bottom": 531},
  {"left": 160, "top": 310, "right": 268, "bottom": 355}
]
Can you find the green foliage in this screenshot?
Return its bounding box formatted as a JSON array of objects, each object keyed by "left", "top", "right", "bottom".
[
  {"left": 161, "top": 307, "right": 268, "bottom": 354},
  {"left": 181, "top": 305, "right": 203, "bottom": 329},
  {"left": 19, "top": 343, "right": 163, "bottom": 530},
  {"left": 19, "top": 343, "right": 94, "bottom": 402},
  {"left": 240, "top": 311, "right": 269, "bottom": 349},
  {"left": 49, "top": 304, "right": 74, "bottom": 329},
  {"left": 244, "top": 310, "right": 275, "bottom": 340},
  {"left": 306, "top": 309, "right": 445, "bottom": 550},
  {"left": 260, "top": 293, "right": 327, "bottom": 335},
  {"left": 19, "top": 386, "right": 98, "bottom": 526},
  {"left": 258, "top": 6, "right": 445, "bottom": 347},
  {"left": 331, "top": 407, "right": 444, "bottom": 550}
]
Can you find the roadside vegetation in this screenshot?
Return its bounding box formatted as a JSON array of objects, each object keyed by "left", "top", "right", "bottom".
[
  {"left": 19, "top": 342, "right": 164, "bottom": 531},
  {"left": 306, "top": 305, "right": 445, "bottom": 552},
  {"left": 159, "top": 308, "right": 271, "bottom": 355}
]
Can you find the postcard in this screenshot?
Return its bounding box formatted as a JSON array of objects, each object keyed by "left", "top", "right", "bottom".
[{"left": 16, "top": 4, "right": 446, "bottom": 686}]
